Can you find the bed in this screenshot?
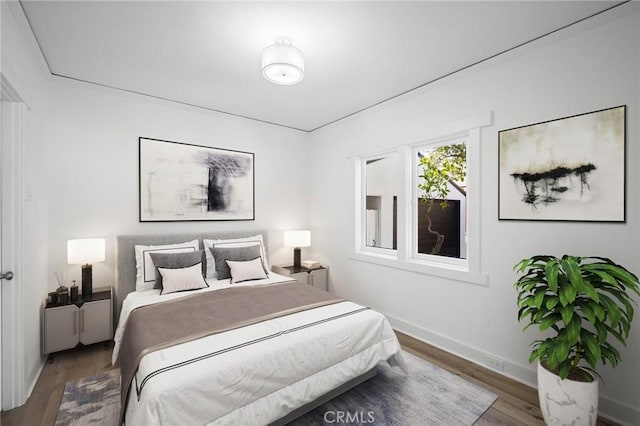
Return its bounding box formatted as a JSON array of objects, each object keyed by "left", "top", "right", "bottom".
[{"left": 113, "top": 230, "right": 405, "bottom": 425}]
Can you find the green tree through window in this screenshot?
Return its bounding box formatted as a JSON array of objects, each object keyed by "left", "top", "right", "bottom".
[{"left": 417, "top": 143, "right": 466, "bottom": 255}]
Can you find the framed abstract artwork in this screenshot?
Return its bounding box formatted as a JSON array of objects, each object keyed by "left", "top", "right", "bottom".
[
  {"left": 498, "top": 105, "right": 626, "bottom": 222},
  {"left": 139, "top": 137, "right": 255, "bottom": 222}
]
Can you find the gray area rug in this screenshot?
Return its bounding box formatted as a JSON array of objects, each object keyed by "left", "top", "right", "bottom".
[
  {"left": 55, "top": 369, "right": 120, "bottom": 425},
  {"left": 56, "top": 351, "right": 497, "bottom": 425},
  {"left": 292, "top": 350, "right": 497, "bottom": 425}
]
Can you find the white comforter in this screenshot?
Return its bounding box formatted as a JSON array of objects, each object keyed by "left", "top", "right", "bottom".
[{"left": 113, "top": 276, "right": 406, "bottom": 425}]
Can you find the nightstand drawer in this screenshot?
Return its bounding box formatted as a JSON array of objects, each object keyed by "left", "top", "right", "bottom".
[
  {"left": 80, "top": 299, "right": 112, "bottom": 345},
  {"left": 272, "top": 265, "right": 328, "bottom": 291},
  {"left": 44, "top": 305, "right": 79, "bottom": 354},
  {"left": 308, "top": 268, "right": 328, "bottom": 290}
]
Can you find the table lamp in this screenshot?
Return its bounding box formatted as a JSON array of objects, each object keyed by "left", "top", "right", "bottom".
[
  {"left": 284, "top": 230, "right": 310, "bottom": 269},
  {"left": 67, "top": 238, "right": 105, "bottom": 297}
]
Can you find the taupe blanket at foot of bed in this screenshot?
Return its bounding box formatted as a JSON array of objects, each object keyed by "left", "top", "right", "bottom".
[{"left": 117, "top": 282, "right": 345, "bottom": 423}]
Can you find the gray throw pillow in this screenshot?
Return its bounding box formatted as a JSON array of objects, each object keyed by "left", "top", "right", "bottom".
[
  {"left": 209, "top": 245, "right": 266, "bottom": 280},
  {"left": 149, "top": 250, "right": 205, "bottom": 289}
]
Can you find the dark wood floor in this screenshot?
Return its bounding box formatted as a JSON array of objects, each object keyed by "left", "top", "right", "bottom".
[
  {"left": 1, "top": 333, "right": 618, "bottom": 425},
  {"left": 1, "top": 342, "right": 114, "bottom": 426}
]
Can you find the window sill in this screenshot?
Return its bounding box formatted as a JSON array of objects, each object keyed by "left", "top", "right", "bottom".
[{"left": 349, "top": 251, "right": 488, "bottom": 286}]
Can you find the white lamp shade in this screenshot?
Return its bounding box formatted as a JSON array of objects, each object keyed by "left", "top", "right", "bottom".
[
  {"left": 284, "top": 230, "right": 311, "bottom": 248},
  {"left": 67, "top": 238, "right": 106, "bottom": 265},
  {"left": 262, "top": 37, "right": 304, "bottom": 85}
]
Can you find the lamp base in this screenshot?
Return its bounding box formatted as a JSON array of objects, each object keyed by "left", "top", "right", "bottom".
[
  {"left": 81, "top": 264, "right": 93, "bottom": 297},
  {"left": 293, "top": 247, "right": 302, "bottom": 269}
]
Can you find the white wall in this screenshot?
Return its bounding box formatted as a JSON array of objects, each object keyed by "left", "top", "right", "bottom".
[
  {"left": 4, "top": 1, "right": 311, "bottom": 408},
  {"left": 309, "top": 5, "right": 639, "bottom": 425},
  {"left": 1, "top": 0, "right": 50, "bottom": 405},
  {"left": 46, "top": 77, "right": 311, "bottom": 291}
]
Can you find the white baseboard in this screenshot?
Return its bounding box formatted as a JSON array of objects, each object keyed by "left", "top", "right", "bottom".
[
  {"left": 25, "top": 357, "right": 46, "bottom": 403},
  {"left": 386, "top": 313, "right": 537, "bottom": 385},
  {"left": 598, "top": 399, "right": 640, "bottom": 426},
  {"left": 386, "top": 313, "right": 640, "bottom": 426}
]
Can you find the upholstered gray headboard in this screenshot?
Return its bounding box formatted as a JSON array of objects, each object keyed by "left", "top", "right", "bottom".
[{"left": 114, "top": 230, "right": 269, "bottom": 324}]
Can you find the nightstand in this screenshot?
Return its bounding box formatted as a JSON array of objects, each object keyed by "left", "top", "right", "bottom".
[
  {"left": 272, "top": 265, "right": 328, "bottom": 291},
  {"left": 43, "top": 287, "right": 113, "bottom": 355}
]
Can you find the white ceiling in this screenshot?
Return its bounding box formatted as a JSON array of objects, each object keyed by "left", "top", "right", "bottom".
[{"left": 20, "top": 1, "right": 623, "bottom": 132}]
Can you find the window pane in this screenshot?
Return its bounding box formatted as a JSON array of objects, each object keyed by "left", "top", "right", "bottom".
[
  {"left": 416, "top": 142, "right": 466, "bottom": 259},
  {"left": 365, "top": 155, "right": 397, "bottom": 250}
]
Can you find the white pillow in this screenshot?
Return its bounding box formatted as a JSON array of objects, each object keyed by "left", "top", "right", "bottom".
[
  {"left": 158, "top": 263, "right": 209, "bottom": 295},
  {"left": 134, "top": 239, "right": 199, "bottom": 291},
  {"left": 203, "top": 235, "right": 268, "bottom": 279},
  {"left": 226, "top": 257, "right": 269, "bottom": 284}
]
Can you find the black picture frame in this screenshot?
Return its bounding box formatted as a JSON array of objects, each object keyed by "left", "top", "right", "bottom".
[
  {"left": 498, "top": 105, "right": 626, "bottom": 222},
  {"left": 139, "top": 137, "right": 255, "bottom": 222}
]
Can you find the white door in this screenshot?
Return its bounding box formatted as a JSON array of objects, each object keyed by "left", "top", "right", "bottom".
[
  {"left": 1, "top": 78, "right": 25, "bottom": 410},
  {"left": 0, "top": 98, "right": 4, "bottom": 410}
]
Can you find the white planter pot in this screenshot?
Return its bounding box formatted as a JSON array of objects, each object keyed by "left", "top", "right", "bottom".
[{"left": 537, "top": 362, "right": 598, "bottom": 426}]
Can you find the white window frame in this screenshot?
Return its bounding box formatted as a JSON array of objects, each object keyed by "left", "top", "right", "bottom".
[
  {"left": 355, "top": 151, "right": 399, "bottom": 259},
  {"left": 352, "top": 112, "right": 491, "bottom": 286},
  {"left": 411, "top": 135, "right": 468, "bottom": 269}
]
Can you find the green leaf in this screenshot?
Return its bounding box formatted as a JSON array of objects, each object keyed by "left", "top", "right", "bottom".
[
  {"left": 592, "top": 304, "right": 606, "bottom": 322},
  {"left": 517, "top": 306, "right": 532, "bottom": 321},
  {"left": 558, "top": 362, "right": 572, "bottom": 380},
  {"left": 581, "top": 280, "right": 600, "bottom": 303},
  {"left": 559, "top": 284, "right": 577, "bottom": 306},
  {"left": 583, "top": 332, "right": 601, "bottom": 364},
  {"left": 533, "top": 307, "right": 549, "bottom": 323},
  {"left": 603, "top": 323, "right": 626, "bottom": 344},
  {"left": 523, "top": 279, "right": 540, "bottom": 292},
  {"left": 603, "top": 342, "right": 622, "bottom": 363},
  {"left": 601, "top": 344, "right": 621, "bottom": 367},
  {"left": 586, "top": 263, "right": 639, "bottom": 293},
  {"left": 561, "top": 257, "right": 584, "bottom": 291},
  {"left": 600, "top": 294, "right": 622, "bottom": 329},
  {"left": 604, "top": 289, "right": 635, "bottom": 320},
  {"left": 518, "top": 295, "right": 534, "bottom": 309},
  {"left": 580, "top": 303, "right": 596, "bottom": 324},
  {"left": 517, "top": 307, "right": 536, "bottom": 323},
  {"left": 584, "top": 345, "right": 598, "bottom": 369},
  {"left": 587, "top": 269, "right": 619, "bottom": 288},
  {"left": 595, "top": 322, "right": 607, "bottom": 343},
  {"left": 545, "top": 296, "right": 560, "bottom": 310},
  {"left": 602, "top": 351, "right": 617, "bottom": 367},
  {"left": 545, "top": 261, "right": 560, "bottom": 293},
  {"left": 558, "top": 286, "right": 568, "bottom": 307},
  {"left": 566, "top": 316, "right": 581, "bottom": 345},
  {"left": 580, "top": 366, "right": 599, "bottom": 382},
  {"left": 555, "top": 340, "right": 570, "bottom": 365},
  {"left": 546, "top": 342, "right": 559, "bottom": 370},
  {"left": 561, "top": 305, "right": 573, "bottom": 325},
  {"left": 529, "top": 341, "right": 544, "bottom": 364},
  {"left": 540, "top": 314, "right": 561, "bottom": 331},
  {"left": 534, "top": 289, "right": 546, "bottom": 309}
]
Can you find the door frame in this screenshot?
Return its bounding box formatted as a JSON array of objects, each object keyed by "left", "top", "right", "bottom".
[{"left": 1, "top": 73, "right": 27, "bottom": 410}]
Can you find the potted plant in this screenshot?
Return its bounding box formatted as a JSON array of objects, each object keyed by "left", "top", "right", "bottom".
[{"left": 514, "top": 255, "right": 639, "bottom": 425}]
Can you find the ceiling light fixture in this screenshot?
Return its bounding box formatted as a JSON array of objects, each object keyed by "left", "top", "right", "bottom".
[{"left": 262, "top": 36, "right": 304, "bottom": 85}]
